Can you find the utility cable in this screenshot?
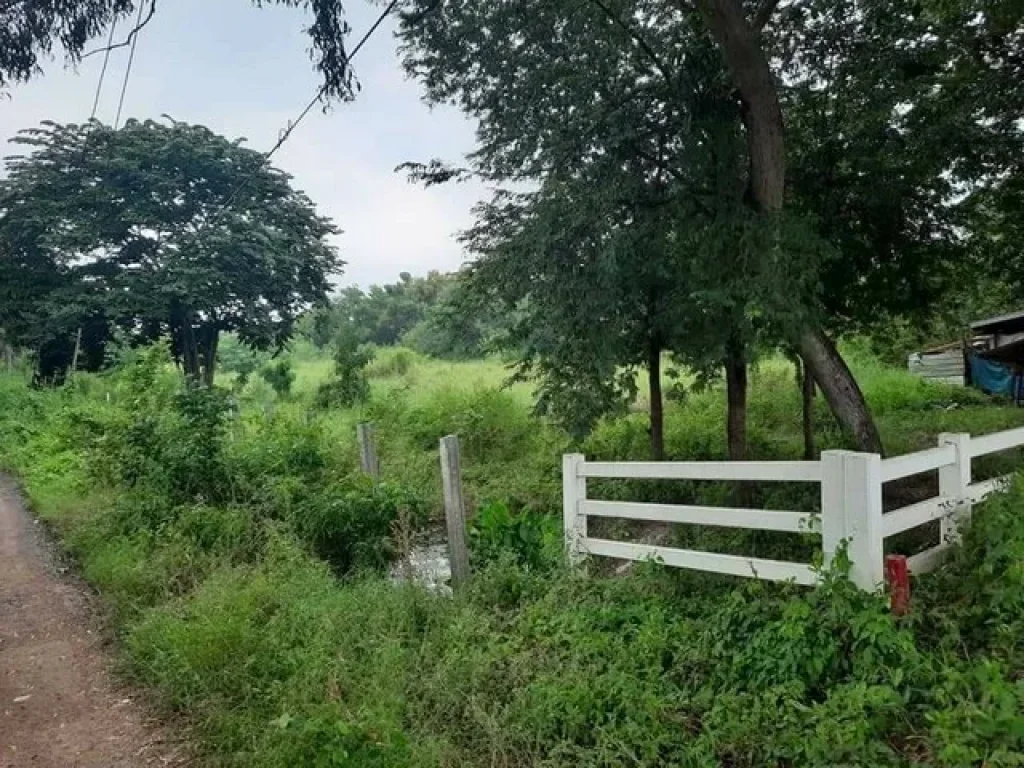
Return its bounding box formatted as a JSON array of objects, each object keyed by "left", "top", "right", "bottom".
[
  {"left": 89, "top": 18, "right": 119, "bottom": 120},
  {"left": 114, "top": 0, "right": 148, "bottom": 128},
  {"left": 204, "top": 0, "right": 401, "bottom": 229}
]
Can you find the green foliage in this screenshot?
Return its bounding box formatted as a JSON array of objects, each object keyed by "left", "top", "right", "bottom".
[
  {"left": 4, "top": 348, "right": 1024, "bottom": 765},
  {"left": 398, "top": 0, "right": 836, "bottom": 458},
  {"left": 314, "top": 331, "right": 373, "bottom": 409},
  {"left": 260, "top": 360, "right": 296, "bottom": 398},
  {"left": 0, "top": 119, "right": 340, "bottom": 382},
  {"left": 398, "top": 0, "right": 1023, "bottom": 460},
  {"left": 366, "top": 346, "right": 419, "bottom": 379},
  {"left": 218, "top": 334, "right": 268, "bottom": 389},
  {"left": 20, "top": 344, "right": 424, "bottom": 582},
  {"left": 302, "top": 271, "right": 501, "bottom": 363},
  {"left": 468, "top": 502, "right": 560, "bottom": 571},
  {"left": 290, "top": 480, "right": 426, "bottom": 574}
]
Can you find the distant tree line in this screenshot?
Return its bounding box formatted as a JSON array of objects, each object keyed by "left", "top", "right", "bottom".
[{"left": 301, "top": 270, "right": 504, "bottom": 360}]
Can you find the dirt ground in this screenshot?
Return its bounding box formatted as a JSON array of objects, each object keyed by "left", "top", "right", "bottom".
[{"left": 0, "top": 476, "right": 187, "bottom": 767}]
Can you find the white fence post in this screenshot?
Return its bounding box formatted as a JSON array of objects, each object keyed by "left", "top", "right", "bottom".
[
  {"left": 562, "top": 453, "right": 587, "bottom": 564},
  {"left": 938, "top": 432, "right": 972, "bottom": 542},
  {"left": 821, "top": 450, "right": 884, "bottom": 591}
]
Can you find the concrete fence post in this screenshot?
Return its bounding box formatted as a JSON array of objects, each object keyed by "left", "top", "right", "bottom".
[
  {"left": 356, "top": 422, "right": 380, "bottom": 482},
  {"left": 440, "top": 435, "right": 471, "bottom": 589},
  {"left": 821, "top": 450, "right": 884, "bottom": 591},
  {"left": 938, "top": 432, "right": 972, "bottom": 543},
  {"left": 562, "top": 453, "right": 587, "bottom": 565}
]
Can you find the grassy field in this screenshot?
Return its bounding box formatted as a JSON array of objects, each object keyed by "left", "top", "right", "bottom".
[
  {"left": 256, "top": 342, "right": 1024, "bottom": 516},
  {"left": 3, "top": 343, "right": 1024, "bottom": 766}
]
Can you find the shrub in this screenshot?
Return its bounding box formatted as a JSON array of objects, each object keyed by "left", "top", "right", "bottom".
[
  {"left": 468, "top": 501, "right": 560, "bottom": 570},
  {"left": 260, "top": 359, "right": 296, "bottom": 397},
  {"left": 217, "top": 335, "right": 267, "bottom": 389},
  {"left": 314, "top": 331, "right": 373, "bottom": 409},
  {"left": 366, "top": 346, "right": 419, "bottom": 378},
  {"left": 288, "top": 479, "right": 427, "bottom": 573}
]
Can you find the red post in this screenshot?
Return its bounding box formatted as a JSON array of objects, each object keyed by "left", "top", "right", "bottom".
[{"left": 885, "top": 555, "right": 910, "bottom": 616}]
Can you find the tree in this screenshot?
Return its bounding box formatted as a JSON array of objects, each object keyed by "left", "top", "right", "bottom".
[
  {"left": 399, "top": 0, "right": 828, "bottom": 459},
  {"left": 401, "top": 273, "right": 499, "bottom": 360},
  {"left": 314, "top": 327, "right": 373, "bottom": 408},
  {"left": 0, "top": 119, "right": 341, "bottom": 384},
  {"left": 931, "top": 0, "right": 1024, "bottom": 310},
  {"left": 694, "top": 0, "right": 889, "bottom": 454},
  {"left": 302, "top": 270, "right": 495, "bottom": 358},
  {"left": 1, "top": 0, "right": 356, "bottom": 99},
  {"left": 464, "top": 180, "right": 690, "bottom": 459},
  {"left": 402, "top": 0, "right": 1024, "bottom": 457}
]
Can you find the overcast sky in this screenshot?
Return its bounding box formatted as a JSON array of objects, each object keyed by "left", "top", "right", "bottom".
[{"left": 1, "top": 1, "right": 488, "bottom": 289}]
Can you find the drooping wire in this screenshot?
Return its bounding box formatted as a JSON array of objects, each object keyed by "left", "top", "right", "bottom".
[
  {"left": 202, "top": 0, "right": 401, "bottom": 230},
  {"left": 259, "top": 0, "right": 401, "bottom": 168},
  {"left": 89, "top": 18, "right": 119, "bottom": 120},
  {"left": 114, "top": 0, "right": 148, "bottom": 128}
]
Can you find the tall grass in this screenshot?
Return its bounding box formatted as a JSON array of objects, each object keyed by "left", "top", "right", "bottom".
[{"left": 3, "top": 344, "right": 1024, "bottom": 765}]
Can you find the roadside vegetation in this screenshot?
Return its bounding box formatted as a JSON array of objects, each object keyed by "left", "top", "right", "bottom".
[
  {"left": 3, "top": 340, "right": 1024, "bottom": 767},
  {"left": 2, "top": 0, "right": 1023, "bottom": 764}
]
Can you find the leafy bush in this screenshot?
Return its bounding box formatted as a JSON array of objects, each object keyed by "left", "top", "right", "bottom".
[
  {"left": 469, "top": 501, "right": 559, "bottom": 570},
  {"left": 314, "top": 331, "right": 373, "bottom": 409},
  {"left": 289, "top": 480, "right": 427, "bottom": 573},
  {"left": 366, "top": 346, "right": 419, "bottom": 378},
  {"left": 260, "top": 359, "right": 296, "bottom": 397},
  {"left": 217, "top": 334, "right": 267, "bottom": 389}
]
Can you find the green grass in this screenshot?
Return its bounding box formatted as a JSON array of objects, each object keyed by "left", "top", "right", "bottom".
[
  {"left": 273, "top": 343, "right": 1024, "bottom": 518},
  {"left": 4, "top": 344, "right": 1024, "bottom": 766}
]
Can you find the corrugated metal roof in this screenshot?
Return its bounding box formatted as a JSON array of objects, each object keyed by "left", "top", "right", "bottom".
[{"left": 971, "top": 309, "right": 1024, "bottom": 335}]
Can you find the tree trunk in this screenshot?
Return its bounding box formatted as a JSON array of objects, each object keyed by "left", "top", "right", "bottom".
[
  {"left": 648, "top": 339, "right": 665, "bottom": 461},
  {"left": 70, "top": 327, "right": 82, "bottom": 377},
  {"left": 798, "top": 328, "right": 883, "bottom": 454},
  {"left": 199, "top": 325, "right": 219, "bottom": 387},
  {"left": 800, "top": 357, "right": 816, "bottom": 460},
  {"left": 696, "top": 0, "right": 785, "bottom": 210},
  {"left": 178, "top": 317, "right": 201, "bottom": 382},
  {"left": 698, "top": 0, "right": 883, "bottom": 456},
  {"left": 725, "top": 341, "right": 747, "bottom": 461}
]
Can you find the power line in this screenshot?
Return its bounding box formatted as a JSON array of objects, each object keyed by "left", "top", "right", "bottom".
[
  {"left": 204, "top": 0, "right": 401, "bottom": 229},
  {"left": 89, "top": 18, "right": 119, "bottom": 120},
  {"left": 263, "top": 0, "right": 401, "bottom": 166},
  {"left": 114, "top": 0, "right": 148, "bottom": 128},
  {"left": 82, "top": 1, "right": 158, "bottom": 61}
]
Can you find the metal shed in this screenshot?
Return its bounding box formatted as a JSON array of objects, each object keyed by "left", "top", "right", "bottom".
[
  {"left": 908, "top": 309, "right": 1024, "bottom": 402},
  {"left": 907, "top": 341, "right": 966, "bottom": 385},
  {"left": 971, "top": 310, "right": 1024, "bottom": 354}
]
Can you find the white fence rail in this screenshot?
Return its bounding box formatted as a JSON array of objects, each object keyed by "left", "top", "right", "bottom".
[{"left": 564, "top": 426, "right": 1024, "bottom": 591}]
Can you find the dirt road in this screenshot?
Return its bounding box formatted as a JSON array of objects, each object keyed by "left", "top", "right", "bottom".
[{"left": 0, "top": 477, "right": 186, "bottom": 767}]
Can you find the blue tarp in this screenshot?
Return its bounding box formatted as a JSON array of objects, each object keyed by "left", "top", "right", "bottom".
[{"left": 970, "top": 354, "right": 1019, "bottom": 397}]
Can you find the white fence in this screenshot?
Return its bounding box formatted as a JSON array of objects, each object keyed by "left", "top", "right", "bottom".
[{"left": 563, "top": 426, "right": 1024, "bottom": 590}]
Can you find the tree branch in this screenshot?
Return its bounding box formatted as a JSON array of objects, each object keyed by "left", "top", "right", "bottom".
[
  {"left": 396, "top": 159, "right": 475, "bottom": 187},
  {"left": 0, "top": 0, "right": 29, "bottom": 15},
  {"left": 584, "top": 0, "right": 676, "bottom": 88},
  {"left": 81, "top": 1, "right": 157, "bottom": 60},
  {"left": 635, "top": 148, "right": 686, "bottom": 184},
  {"left": 752, "top": 0, "right": 782, "bottom": 31}
]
